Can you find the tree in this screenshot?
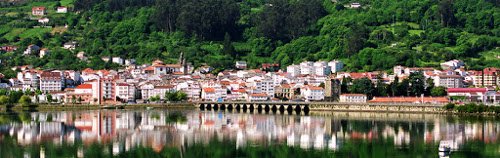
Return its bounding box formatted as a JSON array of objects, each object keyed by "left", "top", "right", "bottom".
[
  {"left": 341, "top": 76, "right": 351, "bottom": 93},
  {"left": 47, "top": 94, "right": 53, "bottom": 103},
  {"left": 350, "top": 77, "right": 375, "bottom": 99},
  {"left": 0, "top": 95, "right": 9, "bottom": 105},
  {"left": 398, "top": 79, "right": 410, "bottom": 96},
  {"left": 78, "top": 96, "right": 83, "bottom": 104},
  {"left": 390, "top": 76, "right": 399, "bottom": 96},
  {"left": 165, "top": 91, "right": 188, "bottom": 102},
  {"left": 18, "top": 95, "right": 32, "bottom": 106},
  {"left": 425, "top": 78, "right": 435, "bottom": 96},
  {"left": 431, "top": 86, "right": 447, "bottom": 96},
  {"left": 223, "top": 33, "right": 237, "bottom": 59},
  {"left": 409, "top": 71, "right": 426, "bottom": 96},
  {"left": 375, "top": 75, "right": 387, "bottom": 96},
  {"left": 72, "top": 95, "right": 77, "bottom": 104}
]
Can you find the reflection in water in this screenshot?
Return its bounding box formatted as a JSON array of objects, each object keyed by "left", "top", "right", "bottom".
[{"left": 0, "top": 110, "right": 500, "bottom": 157}]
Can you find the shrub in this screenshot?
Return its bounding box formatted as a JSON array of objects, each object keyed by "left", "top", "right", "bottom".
[{"left": 444, "top": 103, "right": 455, "bottom": 110}]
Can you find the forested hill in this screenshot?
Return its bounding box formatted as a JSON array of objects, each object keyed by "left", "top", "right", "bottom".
[{"left": 0, "top": 0, "right": 499, "bottom": 77}]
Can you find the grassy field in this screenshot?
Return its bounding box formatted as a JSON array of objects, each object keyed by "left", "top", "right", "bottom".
[
  {"left": 60, "top": 0, "right": 75, "bottom": 7},
  {"left": 3, "top": 28, "right": 26, "bottom": 41},
  {"left": 19, "top": 27, "right": 52, "bottom": 39}
]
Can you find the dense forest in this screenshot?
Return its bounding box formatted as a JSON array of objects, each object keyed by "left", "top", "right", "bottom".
[{"left": 0, "top": 0, "right": 499, "bottom": 78}]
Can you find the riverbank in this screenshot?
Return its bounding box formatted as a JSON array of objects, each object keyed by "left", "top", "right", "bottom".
[
  {"left": 1, "top": 103, "right": 196, "bottom": 112},
  {"left": 1, "top": 102, "right": 498, "bottom": 116}
]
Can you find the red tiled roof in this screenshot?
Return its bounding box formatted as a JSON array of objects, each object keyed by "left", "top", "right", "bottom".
[
  {"left": 155, "top": 85, "right": 175, "bottom": 89},
  {"left": 307, "top": 86, "right": 323, "bottom": 90},
  {"left": 341, "top": 94, "right": 366, "bottom": 97},
  {"left": 32, "top": 6, "right": 46, "bottom": 10},
  {"left": 203, "top": 88, "right": 215, "bottom": 93},
  {"left": 250, "top": 93, "right": 268, "bottom": 97},
  {"left": 447, "top": 88, "right": 487, "bottom": 93},
  {"left": 117, "top": 83, "right": 129, "bottom": 86},
  {"left": 41, "top": 71, "right": 61, "bottom": 78},
  {"left": 76, "top": 84, "right": 92, "bottom": 89},
  {"left": 369, "top": 97, "right": 448, "bottom": 103}
]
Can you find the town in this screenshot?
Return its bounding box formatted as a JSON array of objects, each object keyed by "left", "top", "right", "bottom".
[{"left": 1, "top": 54, "right": 499, "bottom": 105}]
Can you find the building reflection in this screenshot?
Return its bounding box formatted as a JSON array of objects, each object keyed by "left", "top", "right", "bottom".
[{"left": 1, "top": 110, "right": 500, "bottom": 155}]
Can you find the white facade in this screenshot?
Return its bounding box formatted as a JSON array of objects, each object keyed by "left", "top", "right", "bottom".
[
  {"left": 116, "top": 83, "right": 136, "bottom": 100},
  {"left": 339, "top": 94, "right": 367, "bottom": 103},
  {"left": 328, "top": 60, "right": 344, "bottom": 73},
  {"left": 433, "top": 75, "right": 464, "bottom": 88},
  {"left": 287, "top": 65, "right": 300, "bottom": 77},
  {"left": 57, "top": 7, "right": 68, "bottom": 13},
  {"left": 40, "top": 72, "right": 63, "bottom": 92},
  {"left": 302, "top": 86, "right": 324, "bottom": 101}
]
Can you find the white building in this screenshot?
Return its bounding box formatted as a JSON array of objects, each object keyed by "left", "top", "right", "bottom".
[
  {"left": 432, "top": 75, "right": 464, "bottom": 88},
  {"left": 235, "top": 61, "right": 247, "bottom": 70},
  {"left": 56, "top": 7, "right": 68, "bottom": 13},
  {"left": 39, "top": 48, "right": 49, "bottom": 58},
  {"left": 300, "top": 61, "right": 314, "bottom": 75},
  {"left": 301, "top": 86, "right": 324, "bottom": 101},
  {"left": 38, "top": 18, "right": 49, "bottom": 24},
  {"left": 328, "top": 60, "right": 344, "bottom": 73},
  {"left": 247, "top": 93, "right": 268, "bottom": 102},
  {"left": 112, "top": 57, "right": 125, "bottom": 65},
  {"left": 339, "top": 94, "right": 367, "bottom": 103},
  {"left": 287, "top": 65, "right": 301, "bottom": 77},
  {"left": 63, "top": 41, "right": 77, "bottom": 50},
  {"left": 116, "top": 83, "right": 136, "bottom": 101},
  {"left": 314, "top": 62, "right": 331, "bottom": 76},
  {"left": 440, "top": 60, "right": 464, "bottom": 70},
  {"left": 40, "top": 71, "right": 63, "bottom": 92},
  {"left": 23, "top": 44, "right": 40, "bottom": 55}
]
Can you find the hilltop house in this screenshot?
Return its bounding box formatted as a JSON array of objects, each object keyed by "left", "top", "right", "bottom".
[
  {"left": 57, "top": 6, "right": 68, "bottom": 13},
  {"left": 32, "top": 6, "right": 46, "bottom": 16}
]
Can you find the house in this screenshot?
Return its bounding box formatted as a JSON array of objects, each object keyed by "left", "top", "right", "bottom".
[
  {"left": 56, "top": 7, "right": 68, "bottom": 13},
  {"left": 201, "top": 88, "right": 217, "bottom": 101},
  {"left": 301, "top": 86, "right": 324, "bottom": 101},
  {"left": 112, "top": 57, "right": 124, "bottom": 65},
  {"left": 67, "top": 84, "right": 93, "bottom": 104},
  {"left": 350, "top": 3, "right": 361, "bottom": 8},
  {"left": 440, "top": 60, "right": 464, "bottom": 70},
  {"left": 63, "top": 41, "right": 77, "bottom": 50},
  {"left": 235, "top": 61, "right": 247, "bottom": 70},
  {"left": 38, "top": 18, "right": 49, "bottom": 24},
  {"left": 432, "top": 75, "right": 464, "bottom": 88},
  {"left": 247, "top": 93, "right": 268, "bottom": 102},
  {"left": 23, "top": 44, "right": 40, "bottom": 55},
  {"left": 152, "top": 85, "right": 175, "bottom": 100},
  {"left": 275, "top": 84, "right": 293, "bottom": 100},
  {"left": 39, "top": 48, "right": 49, "bottom": 58},
  {"left": 77, "top": 52, "right": 87, "bottom": 60},
  {"left": 261, "top": 63, "right": 280, "bottom": 72},
  {"left": 40, "top": 71, "right": 63, "bottom": 92},
  {"left": 1, "top": 46, "right": 18, "bottom": 52},
  {"left": 339, "top": 94, "right": 367, "bottom": 103},
  {"left": 369, "top": 97, "right": 449, "bottom": 104},
  {"left": 116, "top": 83, "right": 136, "bottom": 101},
  {"left": 450, "top": 88, "right": 500, "bottom": 104},
  {"left": 471, "top": 68, "right": 499, "bottom": 87},
  {"left": 32, "top": 6, "right": 46, "bottom": 16}
]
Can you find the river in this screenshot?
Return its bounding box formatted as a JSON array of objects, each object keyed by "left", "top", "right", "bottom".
[{"left": 0, "top": 109, "right": 499, "bottom": 157}]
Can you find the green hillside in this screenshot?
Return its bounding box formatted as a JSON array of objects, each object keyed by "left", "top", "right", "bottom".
[{"left": 0, "top": 0, "right": 499, "bottom": 77}]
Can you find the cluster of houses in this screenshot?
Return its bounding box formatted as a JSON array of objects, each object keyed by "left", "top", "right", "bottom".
[
  {"left": 0, "top": 59, "right": 499, "bottom": 105},
  {"left": 32, "top": 6, "right": 68, "bottom": 26}
]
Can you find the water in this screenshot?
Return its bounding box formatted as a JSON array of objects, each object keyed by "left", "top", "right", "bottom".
[{"left": 0, "top": 109, "right": 499, "bottom": 158}]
